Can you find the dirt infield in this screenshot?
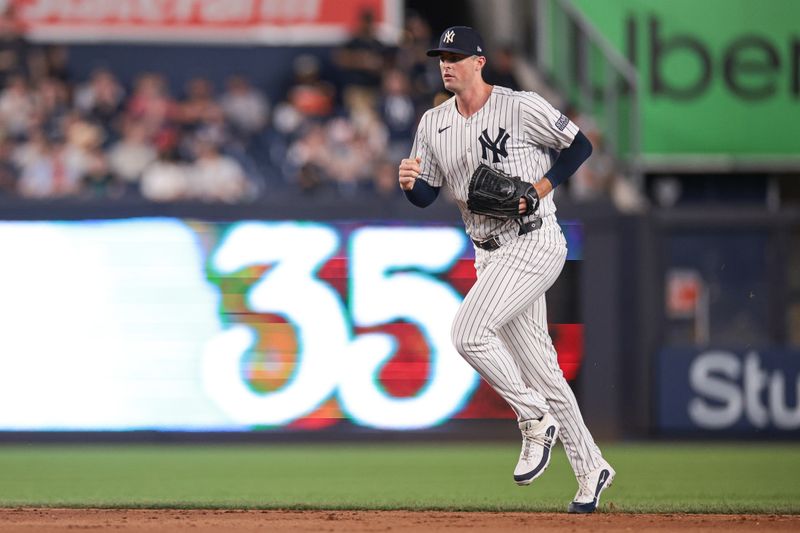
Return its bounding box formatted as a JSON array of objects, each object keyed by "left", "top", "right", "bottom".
[{"left": 0, "top": 509, "right": 798, "bottom": 532}]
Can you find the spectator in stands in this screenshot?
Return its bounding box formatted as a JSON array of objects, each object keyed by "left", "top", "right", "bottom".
[
  {"left": 283, "top": 90, "right": 387, "bottom": 198},
  {"left": 285, "top": 122, "right": 331, "bottom": 195},
  {"left": 344, "top": 87, "right": 387, "bottom": 150},
  {"left": 220, "top": 75, "right": 269, "bottom": 144},
  {"left": 13, "top": 129, "right": 44, "bottom": 173},
  {"left": 80, "top": 141, "right": 114, "bottom": 198},
  {"left": 140, "top": 129, "right": 188, "bottom": 202},
  {"left": 0, "top": 74, "right": 35, "bottom": 140},
  {"left": 273, "top": 54, "right": 335, "bottom": 138},
  {"left": 332, "top": 9, "right": 386, "bottom": 96},
  {"left": 178, "top": 77, "right": 223, "bottom": 134},
  {"left": 0, "top": 133, "right": 17, "bottom": 195},
  {"left": 64, "top": 117, "right": 115, "bottom": 196},
  {"left": 372, "top": 158, "right": 403, "bottom": 200},
  {"left": 32, "top": 77, "right": 70, "bottom": 142},
  {"left": 186, "top": 129, "right": 250, "bottom": 203},
  {"left": 108, "top": 118, "right": 157, "bottom": 194},
  {"left": 0, "top": 3, "right": 30, "bottom": 86},
  {"left": 324, "top": 116, "right": 368, "bottom": 197},
  {"left": 287, "top": 54, "right": 335, "bottom": 119},
  {"left": 27, "top": 44, "right": 71, "bottom": 86},
  {"left": 335, "top": 88, "right": 388, "bottom": 196},
  {"left": 379, "top": 69, "right": 415, "bottom": 163},
  {"left": 568, "top": 122, "right": 616, "bottom": 203},
  {"left": 74, "top": 68, "right": 126, "bottom": 138},
  {"left": 15, "top": 130, "right": 82, "bottom": 198},
  {"left": 566, "top": 108, "right": 648, "bottom": 213},
  {"left": 482, "top": 44, "right": 525, "bottom": 91},
  {"left": 126, "top": 73, "right": 178, "bottom": 140},
  {"left": 394, "top": 11, "right": 439, "bottom": 103}
]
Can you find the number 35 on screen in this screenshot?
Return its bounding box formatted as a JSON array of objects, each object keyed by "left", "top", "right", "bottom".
[{"left": 201, "top": 222, "right": 479, "bottom": 430}]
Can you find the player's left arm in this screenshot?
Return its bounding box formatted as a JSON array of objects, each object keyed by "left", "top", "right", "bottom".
[
  {"left": 518, "top": 132, "right": 592, "bottom": 213},
  {"left": 519, "top": 93, "right": 593, "bottom": 201},
  {"left": 536, "top": 130, "right": 592, "bottom": 196}
]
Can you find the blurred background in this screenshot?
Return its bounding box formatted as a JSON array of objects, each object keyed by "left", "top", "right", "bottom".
[{"left": 0, "top": 0, "right": 797, "bottom": 443}]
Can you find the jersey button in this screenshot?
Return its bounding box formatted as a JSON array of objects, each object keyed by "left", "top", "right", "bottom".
[{"left": 467, "top": 148, "right": 471, "bottom": 153}]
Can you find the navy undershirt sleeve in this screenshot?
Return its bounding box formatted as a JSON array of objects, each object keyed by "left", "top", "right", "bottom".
[
  {"left": 403, "top": 179, "right": 440, "bottom": 208},
  {"left": 544, "top": 130, "right": 593, "bottom": 188}
]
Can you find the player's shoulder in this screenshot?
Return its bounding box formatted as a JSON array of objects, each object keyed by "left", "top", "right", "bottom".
[
  {"left": 492, "top": 85, "right": 518, "bottom": 98},
  {"left": 497, "top": 88, "right": 562, "bottom": 122},
  {"left": 492, "top": 85, "right": 547, "bottom": 105}
]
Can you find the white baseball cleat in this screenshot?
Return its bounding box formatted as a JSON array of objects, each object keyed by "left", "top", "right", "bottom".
[
  {"left": 513, "top": 413, "right": 559, "bottom": 486},
  {"left": 567, "top": 461, "right": 616, "bottom": 513}
]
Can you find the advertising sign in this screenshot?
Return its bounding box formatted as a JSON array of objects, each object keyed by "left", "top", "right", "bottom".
[
  {"left": 12, "top": 0, "right": 402, "bottom": 44},
  {"left": 572, "top": 0, "right": 799, "bottom": 163},
  {"left": 657, "top": 348, "right": 800, "bottom": 433},
  {"left": 0, "top": 218, "right": 583, "bottom": 431}
]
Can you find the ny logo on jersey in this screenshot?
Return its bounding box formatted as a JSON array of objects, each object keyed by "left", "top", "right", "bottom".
[
  {"left": 443, "top": 30, "right": 455, "bottom": 43},
  {"left": 478, "top": 128, "right": 510, "bottom": 163}
]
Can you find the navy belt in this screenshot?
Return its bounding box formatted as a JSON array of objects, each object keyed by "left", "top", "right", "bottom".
[{"left": 472, "top": 218, "right": 543, "bottom": 251}]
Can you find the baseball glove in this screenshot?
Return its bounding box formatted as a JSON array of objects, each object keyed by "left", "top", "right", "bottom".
[{"left": 467, "top": 164, "right": 539, "bottom": 219}]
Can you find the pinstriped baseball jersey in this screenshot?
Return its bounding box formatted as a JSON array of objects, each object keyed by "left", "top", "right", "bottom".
[{"left": 410, "top": 86, "right": 578, "bottom": 241}]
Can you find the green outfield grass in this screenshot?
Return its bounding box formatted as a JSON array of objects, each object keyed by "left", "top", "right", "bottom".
[{"left": 0, "top": 442, "right": 798, "bottom": 513}]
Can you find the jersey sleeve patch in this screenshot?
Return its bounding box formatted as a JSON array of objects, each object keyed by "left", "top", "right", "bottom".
[{"left": 555, "top": 114, "right": 569, "bottom": 131}]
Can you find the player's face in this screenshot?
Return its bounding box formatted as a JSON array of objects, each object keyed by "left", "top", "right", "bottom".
[{"left": 439, "top": 52, "right": 483, "bottom": 92}]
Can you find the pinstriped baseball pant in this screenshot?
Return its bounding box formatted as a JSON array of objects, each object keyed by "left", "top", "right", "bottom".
[{"left": 451, "top": 218, "right": 604, "bottom": 476}]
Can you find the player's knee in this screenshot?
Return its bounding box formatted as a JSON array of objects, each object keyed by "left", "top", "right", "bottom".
[{"left": 450, "top": 323, "right": 483, "bottom": 357}]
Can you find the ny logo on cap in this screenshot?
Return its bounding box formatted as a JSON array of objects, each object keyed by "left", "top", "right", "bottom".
[{"left": 443, "top": 30, "right": 455, "bottom": 44}]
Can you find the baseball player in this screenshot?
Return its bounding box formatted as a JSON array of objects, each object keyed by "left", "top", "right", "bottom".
[{"left": 398, "top": 26, "right": 615, "bottom": 513}]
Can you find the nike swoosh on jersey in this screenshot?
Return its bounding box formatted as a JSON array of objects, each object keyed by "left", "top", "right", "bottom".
[{"left": 438, "top": 126, "right": 452, "bottom": 134}]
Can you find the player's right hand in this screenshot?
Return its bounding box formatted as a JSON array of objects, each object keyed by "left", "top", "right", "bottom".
[{"left": 398, "top": 157, "right": 422, "bottom": 191}]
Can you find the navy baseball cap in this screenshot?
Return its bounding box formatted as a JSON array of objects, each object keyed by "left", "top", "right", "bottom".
[{"left": 427, "top": 26, "right": 485, "bottom": 57}]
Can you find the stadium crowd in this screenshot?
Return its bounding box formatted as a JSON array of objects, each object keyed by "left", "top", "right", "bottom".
[{"left": 0, "top": 6, "right": 635, "bottom": 208}]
